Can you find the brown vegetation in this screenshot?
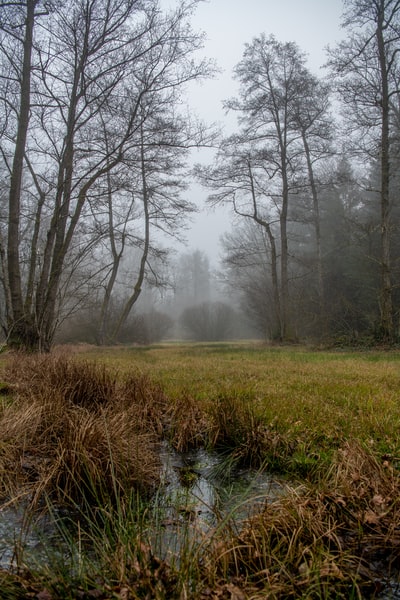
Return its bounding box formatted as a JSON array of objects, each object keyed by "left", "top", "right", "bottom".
[
  {"left": 206, "top": 441, "right": 400, "bottom": 598},
  {"left": 0, "top": 354, "right": 167, "bottom": 506},
  {"left": 0, "top": 346, "right": 399, "bottom": 598}
]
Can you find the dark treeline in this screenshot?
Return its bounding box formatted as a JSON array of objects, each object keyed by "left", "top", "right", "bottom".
[
  {"left": 197, "top": 1, "right": 400, "bottom": 345},
  {"left": 1, "top": 0, "right": 400, "bottom": 350}
]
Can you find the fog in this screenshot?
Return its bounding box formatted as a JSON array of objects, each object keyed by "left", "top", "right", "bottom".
[
  {"left": 172, "top": 0, "right": 345, "bottom": 263},
  {"left": 5, "top": 0, "right": 397, "bottom": 349}
]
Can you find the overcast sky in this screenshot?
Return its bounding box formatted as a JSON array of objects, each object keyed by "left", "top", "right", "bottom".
[{"left": 170, "top": 0, "right": 346, "bottom": 263}]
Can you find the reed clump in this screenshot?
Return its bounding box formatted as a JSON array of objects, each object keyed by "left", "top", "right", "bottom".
[
  {"left": 6, "top": 352, "right": 116, "bottom": 408},
  {"left": 208, "top": 392, "right": 287, "bottom": 469},
  {"left": 0, "top": 354, "right": 167, "bottom": 506},
  {"left": 206, "top": 440, "right": 400, "bottom": 598},
  {"left": 168, "top": 392, "right": 209, "bottom": 452},
  {"left": 118, "top": 372, "right": 170, "bottom": 436}
]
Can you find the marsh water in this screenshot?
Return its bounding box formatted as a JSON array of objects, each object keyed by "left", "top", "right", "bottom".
[
  {"left": 0, "top": 444, "right": 284, "bottom": 571},
  {"left": 0, "top": 446, "right": 399, "bottom": 599},
  {"left": 152, "top": 443, "right": 285, "bottom": 561}
]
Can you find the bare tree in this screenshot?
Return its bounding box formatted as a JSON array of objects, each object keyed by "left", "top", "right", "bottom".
[
  {"left": 225, "top": 35, "right": 311, "bottom": 340},
  {"left": 291, "top": 74, "right": 333, "bottom": 335},
  {"left": 328, "top": 0, "right": 400, "bottom": 341},
  {"left": 92, "top": 96, "right": 204, "bottom": 344},
  {"left": 195, "top": 142, "right": 282, "bottom": 339},
  {"left": 0, "top": 0, "right": 48, "bottom": 346},
  {"left": 0, "top": 0, "right": 213, "bottom": 350},
  {"left": 197, "top": 36, "right": 332, "bottom": 340},
  {"left": 220, "top": 220, "right": 277, "bottom": 339}
]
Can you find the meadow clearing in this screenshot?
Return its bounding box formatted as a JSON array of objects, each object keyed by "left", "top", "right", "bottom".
[{"left": 0, "top": 342, "right": 399, "bottom": 599}]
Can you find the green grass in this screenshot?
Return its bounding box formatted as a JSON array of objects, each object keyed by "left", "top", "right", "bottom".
[
  {"left": 70, "top": 342, "right": 400, "bottom": 462},
  {"left": 1, "top": 342, "right": 400, "bottom": 598}
]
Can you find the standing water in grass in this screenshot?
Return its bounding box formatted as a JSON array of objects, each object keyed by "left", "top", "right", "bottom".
[
  {"left": 0, "top": 445, "right": 284, "bottom": 570},
  {"left": 151, "top": 443, "right": 285, "bottom": 560}
]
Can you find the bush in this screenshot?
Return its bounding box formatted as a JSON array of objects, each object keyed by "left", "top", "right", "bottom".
[
  {"left": 180, "top": 301, "right": 236, "bottom": 341},
  {"left": 116, "top": 310, "right": 173, "bottom": 344}
]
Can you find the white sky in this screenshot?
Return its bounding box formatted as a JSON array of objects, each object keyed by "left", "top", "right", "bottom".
[{"left": 170, "top": 0, "right": 346, "bottom": 263}]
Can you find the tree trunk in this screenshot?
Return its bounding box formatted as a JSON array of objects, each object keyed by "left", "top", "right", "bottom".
[
  {"left": 280, "top": 159, "right": 290, "bottom": 341},
  {"left": 98, "top": 169, "right": 126, "bottom": 345},
  {"left": 7, "top": 0, "right": 37, "bottom": 349},
  {"left": 112, "top": 128, "right": 150, "bottom": 340},
  {"left": 301, "top": 130, "right": 326, "bottom": 336},
  {"left": 376, "top": 1, "right": 394, "bottom": 341},
  {"left": 247, "top": 160, "right": 281, "bottom": 339}
]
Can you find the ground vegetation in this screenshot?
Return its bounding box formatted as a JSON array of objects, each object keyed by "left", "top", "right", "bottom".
[{"left": 0, "top": 344, "right": 399, "bottom": 598}]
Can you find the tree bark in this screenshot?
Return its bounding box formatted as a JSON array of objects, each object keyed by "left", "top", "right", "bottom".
[
  {"left": 280, "top": 150, "right": 290, "bottom": 341},
  {"left": 7, "top": 0, "right": 37, "bottom": 348},
  {"left": 112, "top": 127, "right": 150, "bottom": 341},
  {"left": 247, "top": 160, "right": 281, "bottom": 339},
  {"left": 97, "top": 171, "right": 129, "bottom": 345},
  {"left": 301, "top": 130, "right": 326, "bottom": 335},
  {"left": 376, "top": 0, "right": 394, "bottom": 341}
]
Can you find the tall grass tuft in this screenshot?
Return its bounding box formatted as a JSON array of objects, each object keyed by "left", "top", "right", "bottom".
[
  {"left": 6, "top": 353, "right": 116, "bottom": 408},
  {"left": 0, "top": 354, "right": 163, "bottom": 507},
  {"left": 207, "top": 441, "right": 400, "bottom": 598},
  {"left": 118, "top": 372, "right": 170, "bottom": 437},
  {"left": 168, "top": 393, "right": 209, "bottom": 452},
  {"left": 209, "top": 392, "right": 284, "bottom": 468}
]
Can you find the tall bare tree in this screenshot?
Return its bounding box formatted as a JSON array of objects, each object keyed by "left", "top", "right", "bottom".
[
  {"left": 195, "top": 141, "right": 282, "bottom": 339},
  {"left": 220, "top": 220, "right": 278, "bottom": 339},
  {"left": 0, "top": 0, "right": 47, "bottom": 346},
  {"left": 291, "top": 74, "right": 333, "bottom": 335},
  {"left": 328, "top": 0, "right": 400, "bottom": 342},
  {"left": 198, "top": 36, "right": 332, "bottom": 340},
  {"left": 0, "top": 0, "right": 213, "bottom": 350},
  {"left": 226, "top": 35, "right": 304, "bottom": 339}
]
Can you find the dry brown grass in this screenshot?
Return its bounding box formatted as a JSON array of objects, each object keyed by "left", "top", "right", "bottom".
[
  {"left": 208, "top": 392, "right": 286, "bottom": 468},
  {"left": 205, "top": 441, "right": 400, "bottom": 598},
  {"left": 168, "top": 392, "right": 209, "bottom": 452},
  {"left": 0, "top": 353, "right": 168, "bottom": 506},
  {"left": 6, "top": 351, "right": 117, "bottom": 408}
]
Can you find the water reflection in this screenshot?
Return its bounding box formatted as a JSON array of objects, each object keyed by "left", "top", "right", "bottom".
[
  {"left": 0, "top": 447, "right": 399, "bottom": 599},
  {"left": 0, "top": 503, "right": 65, "bottom": 569},
  {"left": 152, "top": 443, "right": 285, "bottom": 560},
  {"left": 0, "top": 446, "right": 284, "bottom": 571}
]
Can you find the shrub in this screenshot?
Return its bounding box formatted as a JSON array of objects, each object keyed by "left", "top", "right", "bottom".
[{"left": 180, "top": 301, "right": 236, "bottom": 341}]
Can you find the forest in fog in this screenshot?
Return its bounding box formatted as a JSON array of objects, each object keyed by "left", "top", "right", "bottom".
[{"left": 1, "top": 0, "right": 400, "bottom": 350}]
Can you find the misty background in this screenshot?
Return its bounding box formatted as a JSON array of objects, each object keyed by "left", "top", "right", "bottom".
[
  {"left": 177, "top": 0, "right": 345, "bottom": 260},
  {"left": 1, "top": 0, "right": 398, "bottom": 349}
]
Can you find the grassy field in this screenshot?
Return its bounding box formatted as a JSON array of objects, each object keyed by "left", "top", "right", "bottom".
[
  {"left": 0, "top": 342, "right": 399, "bottom": 598},
  {"left": 73, "top": 341, "right": 400, "bottom": 460}
]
